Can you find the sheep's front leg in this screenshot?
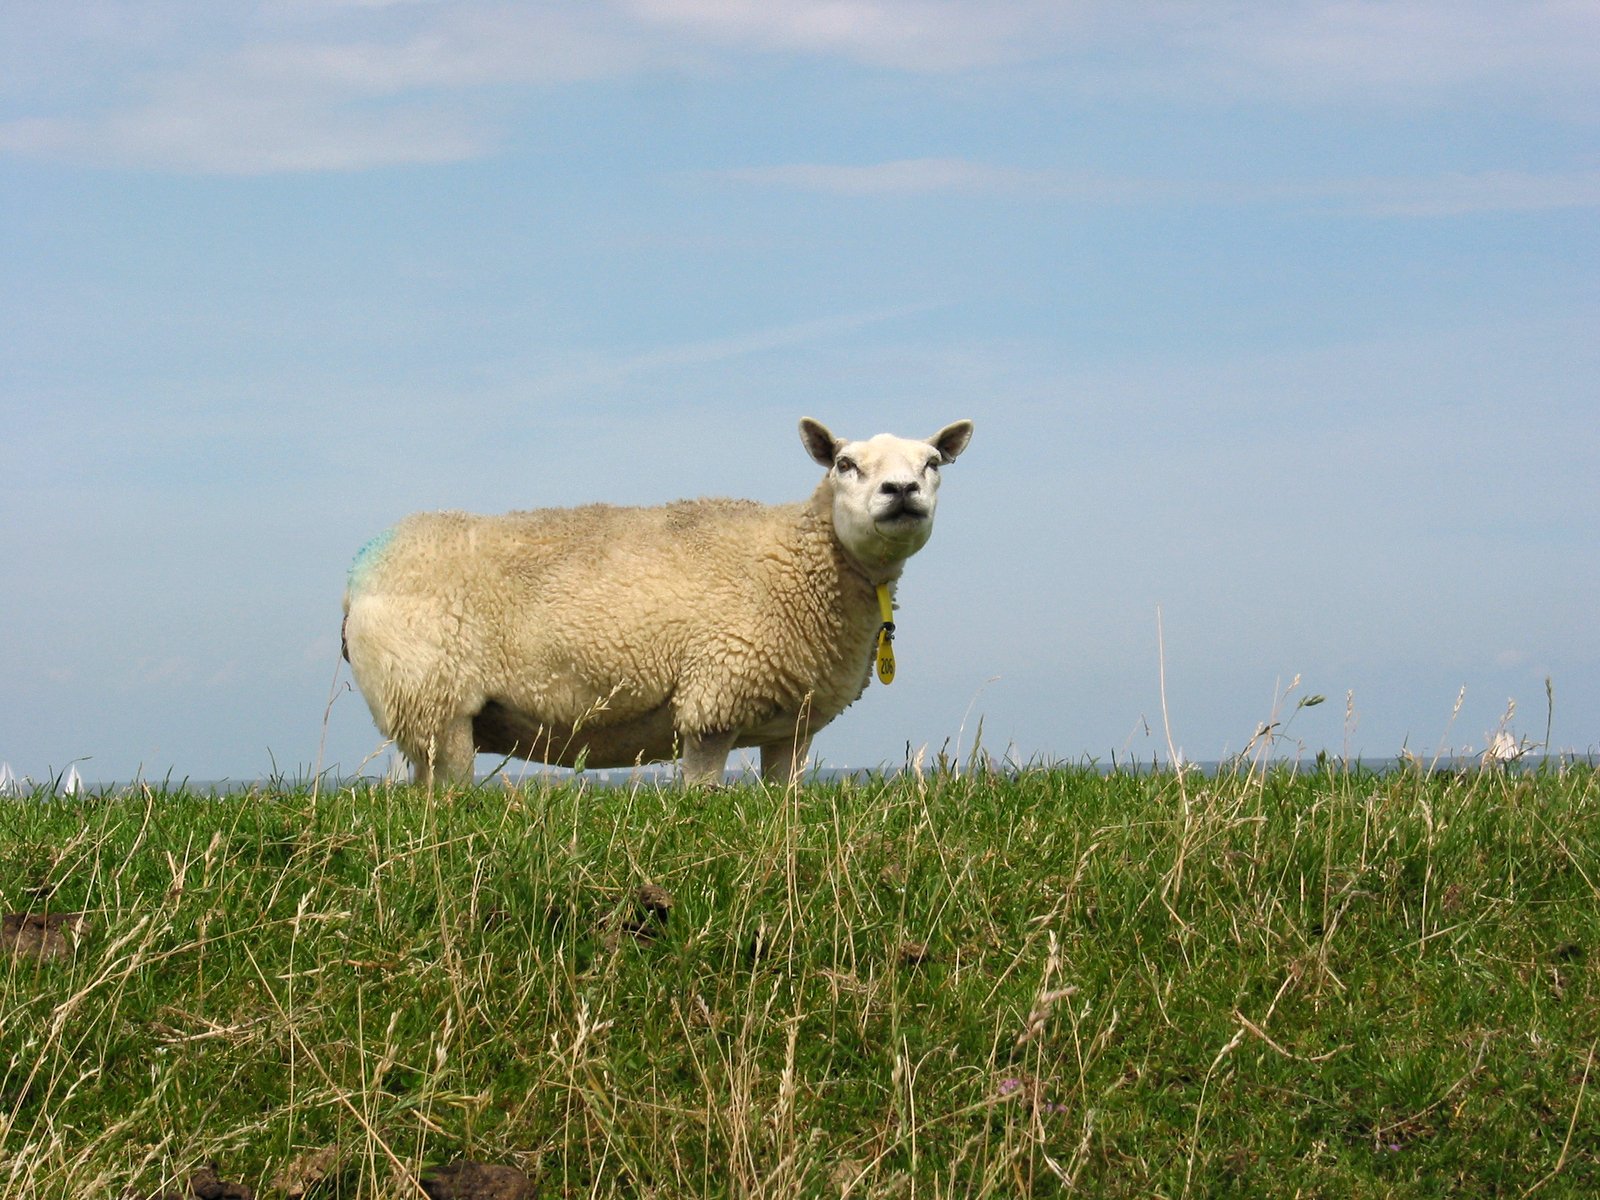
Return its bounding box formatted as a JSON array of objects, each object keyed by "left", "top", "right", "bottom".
[
  {"left": 760, "top": 734, "right": 812, "bottom": 786},
  {"left": 682, "top": 730, "right": 737, "bottom": 787}
]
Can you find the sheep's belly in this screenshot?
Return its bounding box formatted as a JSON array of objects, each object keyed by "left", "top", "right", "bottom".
[
  {"left": 472, "top": 698, "right": 679, "bottom": 769},
  {"left": 733, "top": 695, "right": 858, "bottom": 751}
]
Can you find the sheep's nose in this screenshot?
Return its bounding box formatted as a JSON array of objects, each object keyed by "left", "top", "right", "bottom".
[{"left": 879, "top": 479, "right": 919, "bottom": 497}]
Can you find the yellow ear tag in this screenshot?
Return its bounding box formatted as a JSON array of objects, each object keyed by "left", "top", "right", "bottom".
[{"left": 875, "top": 584, "right": 897, "bottom": 685}]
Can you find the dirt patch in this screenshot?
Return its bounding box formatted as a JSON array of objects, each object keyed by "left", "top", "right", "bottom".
[
  {"left": 2, "top": 911, "right": 89, "bottom": 961},
  {"left": 624, "top": 883, "right": 674, "bottom": 939},
  {"left": 124, "top": 1163, "right": 253, "bottom": 1200},
  {"left": 268, "top": 1145, "right": 342, "bottom": 1197},
  {"left": 421, "top": 1161, "right": 536, "bottom": 1199},
  {"left": 600, "top": 883, "right": 676, "bottom": 948},
  {"left": 189, "top": 1165, "right": 254, "bottom": 1199},
  {"left": 897, "top": 939, "right": 931, "bottom": 967},
  {"left": 635, "top": 883, "right": 674, "bottom": 921}
]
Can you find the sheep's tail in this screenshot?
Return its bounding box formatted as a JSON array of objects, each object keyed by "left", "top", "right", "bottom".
[{"left": 340, "top": 589, "right": 353, "bottom": 662}]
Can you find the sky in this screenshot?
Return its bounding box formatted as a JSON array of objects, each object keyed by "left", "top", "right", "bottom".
[{"left": 2, "top": 1, "right": 1597, "bottom": 784}]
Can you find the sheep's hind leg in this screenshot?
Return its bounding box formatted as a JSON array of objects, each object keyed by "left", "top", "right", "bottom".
[
  {"left": 410, "top": 717, "right": 477, "bottom": 790},
  {"left": 681, "top": 730, "right": 737, "bottom": 787}
]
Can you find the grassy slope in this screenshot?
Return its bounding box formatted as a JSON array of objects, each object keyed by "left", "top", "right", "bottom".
[{"left": 1, "top": 766, "right": 1597, "bottom": 1198}]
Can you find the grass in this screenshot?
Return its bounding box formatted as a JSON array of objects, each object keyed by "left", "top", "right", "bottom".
[{"left": 1, "top": 762, "right": 1597, "bottom": 1197}]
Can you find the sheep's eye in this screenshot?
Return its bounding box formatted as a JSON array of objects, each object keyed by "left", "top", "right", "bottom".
[
  {"left": 925, "top": 457, "right": 941, "bottom": 473},
  {"left": 836, "top": 456, "right": 859, "bottom": 475}
]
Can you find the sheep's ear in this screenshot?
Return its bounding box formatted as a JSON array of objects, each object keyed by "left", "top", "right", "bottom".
[
  {"left": 799, "top": 417, "right": 841, "bottom": 467},
  {"left": 928, "top": 419, "right": 974, "bottom": 464}
]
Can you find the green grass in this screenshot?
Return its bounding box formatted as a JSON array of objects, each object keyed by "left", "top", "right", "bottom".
[{"left": 2, "top": 764, "right": 1597, "bottom": 1197}]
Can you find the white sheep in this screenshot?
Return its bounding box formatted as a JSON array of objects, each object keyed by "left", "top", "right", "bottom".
[{"left": 341, "top": 417, "right": 973, "bottom": 786}]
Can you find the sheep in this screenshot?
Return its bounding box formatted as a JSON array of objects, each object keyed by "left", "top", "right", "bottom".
[{"left": 341, "top": 417, "right": 974, "bottom": 787}]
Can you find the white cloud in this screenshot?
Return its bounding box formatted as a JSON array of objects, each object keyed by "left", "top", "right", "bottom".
[
  {"left": 0, "top": 4, "right": 657, "bottom": 173},
  {"left": 1, "top": 1, "right": 1596, "bottom": 175},
  {"left": 623, "top": 0, "right": 1069, "bottom": 70},
  {"left": 0, "top": 94, "right": 492, "bottom": 175},
  {"left": 628, "top": 0, "right": 1600, "bottom": 103},
  {"left": 1066, "top": 1, "right": 1600, "bottom": 112},
  {"left": 241, "top": 7, "right": 659, "bottom": 90},
  {"left": 1190, "top": 1, "right": 1600, "bottom": 100}
]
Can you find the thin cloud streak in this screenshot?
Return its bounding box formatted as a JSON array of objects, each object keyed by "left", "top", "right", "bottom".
[
  {"left": 712, "top": 158, "right": 1600, "bottom": 216},
  {"left": 711, "top": 158, "right": 1057, "bottom": 197},
  {"left": 1335, "top": 170, "right": 1600, "bottom": 217},
  {"left": 528, "top": 301, "right": 948, "bottom": 394}
]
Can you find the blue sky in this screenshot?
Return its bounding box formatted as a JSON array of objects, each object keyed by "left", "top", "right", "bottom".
[{"left": 3, "top": 1, "right": 1596, "bottom": 783}]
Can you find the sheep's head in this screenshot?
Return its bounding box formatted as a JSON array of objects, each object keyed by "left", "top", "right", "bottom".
[{"left": 801, "top": 417, "right": 974, "bottom": 578}]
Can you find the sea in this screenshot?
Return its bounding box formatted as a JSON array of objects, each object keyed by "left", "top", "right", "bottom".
[{"left": 2, "top": 753, "right": 1592, "bottom": 798}]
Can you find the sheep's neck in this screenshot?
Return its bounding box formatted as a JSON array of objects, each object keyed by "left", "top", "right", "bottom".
[
  {"left": 839, "top": 547, "right": 905, "bottom": 589},
  {"left": 798, "top": 490, "right": 902, "bottom": 682}
]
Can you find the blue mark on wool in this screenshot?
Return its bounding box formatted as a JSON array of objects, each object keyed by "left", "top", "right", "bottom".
[{"left": 348, "top": 528, "right": 395, "bottom": 590}]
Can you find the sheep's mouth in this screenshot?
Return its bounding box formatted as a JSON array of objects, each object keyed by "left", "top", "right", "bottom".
[
  {"left": 870, "top": 508, "right": 934, "bottom": 534},
  {"left": 873, "top": 503, "right": 930, "bottom": 531}
]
